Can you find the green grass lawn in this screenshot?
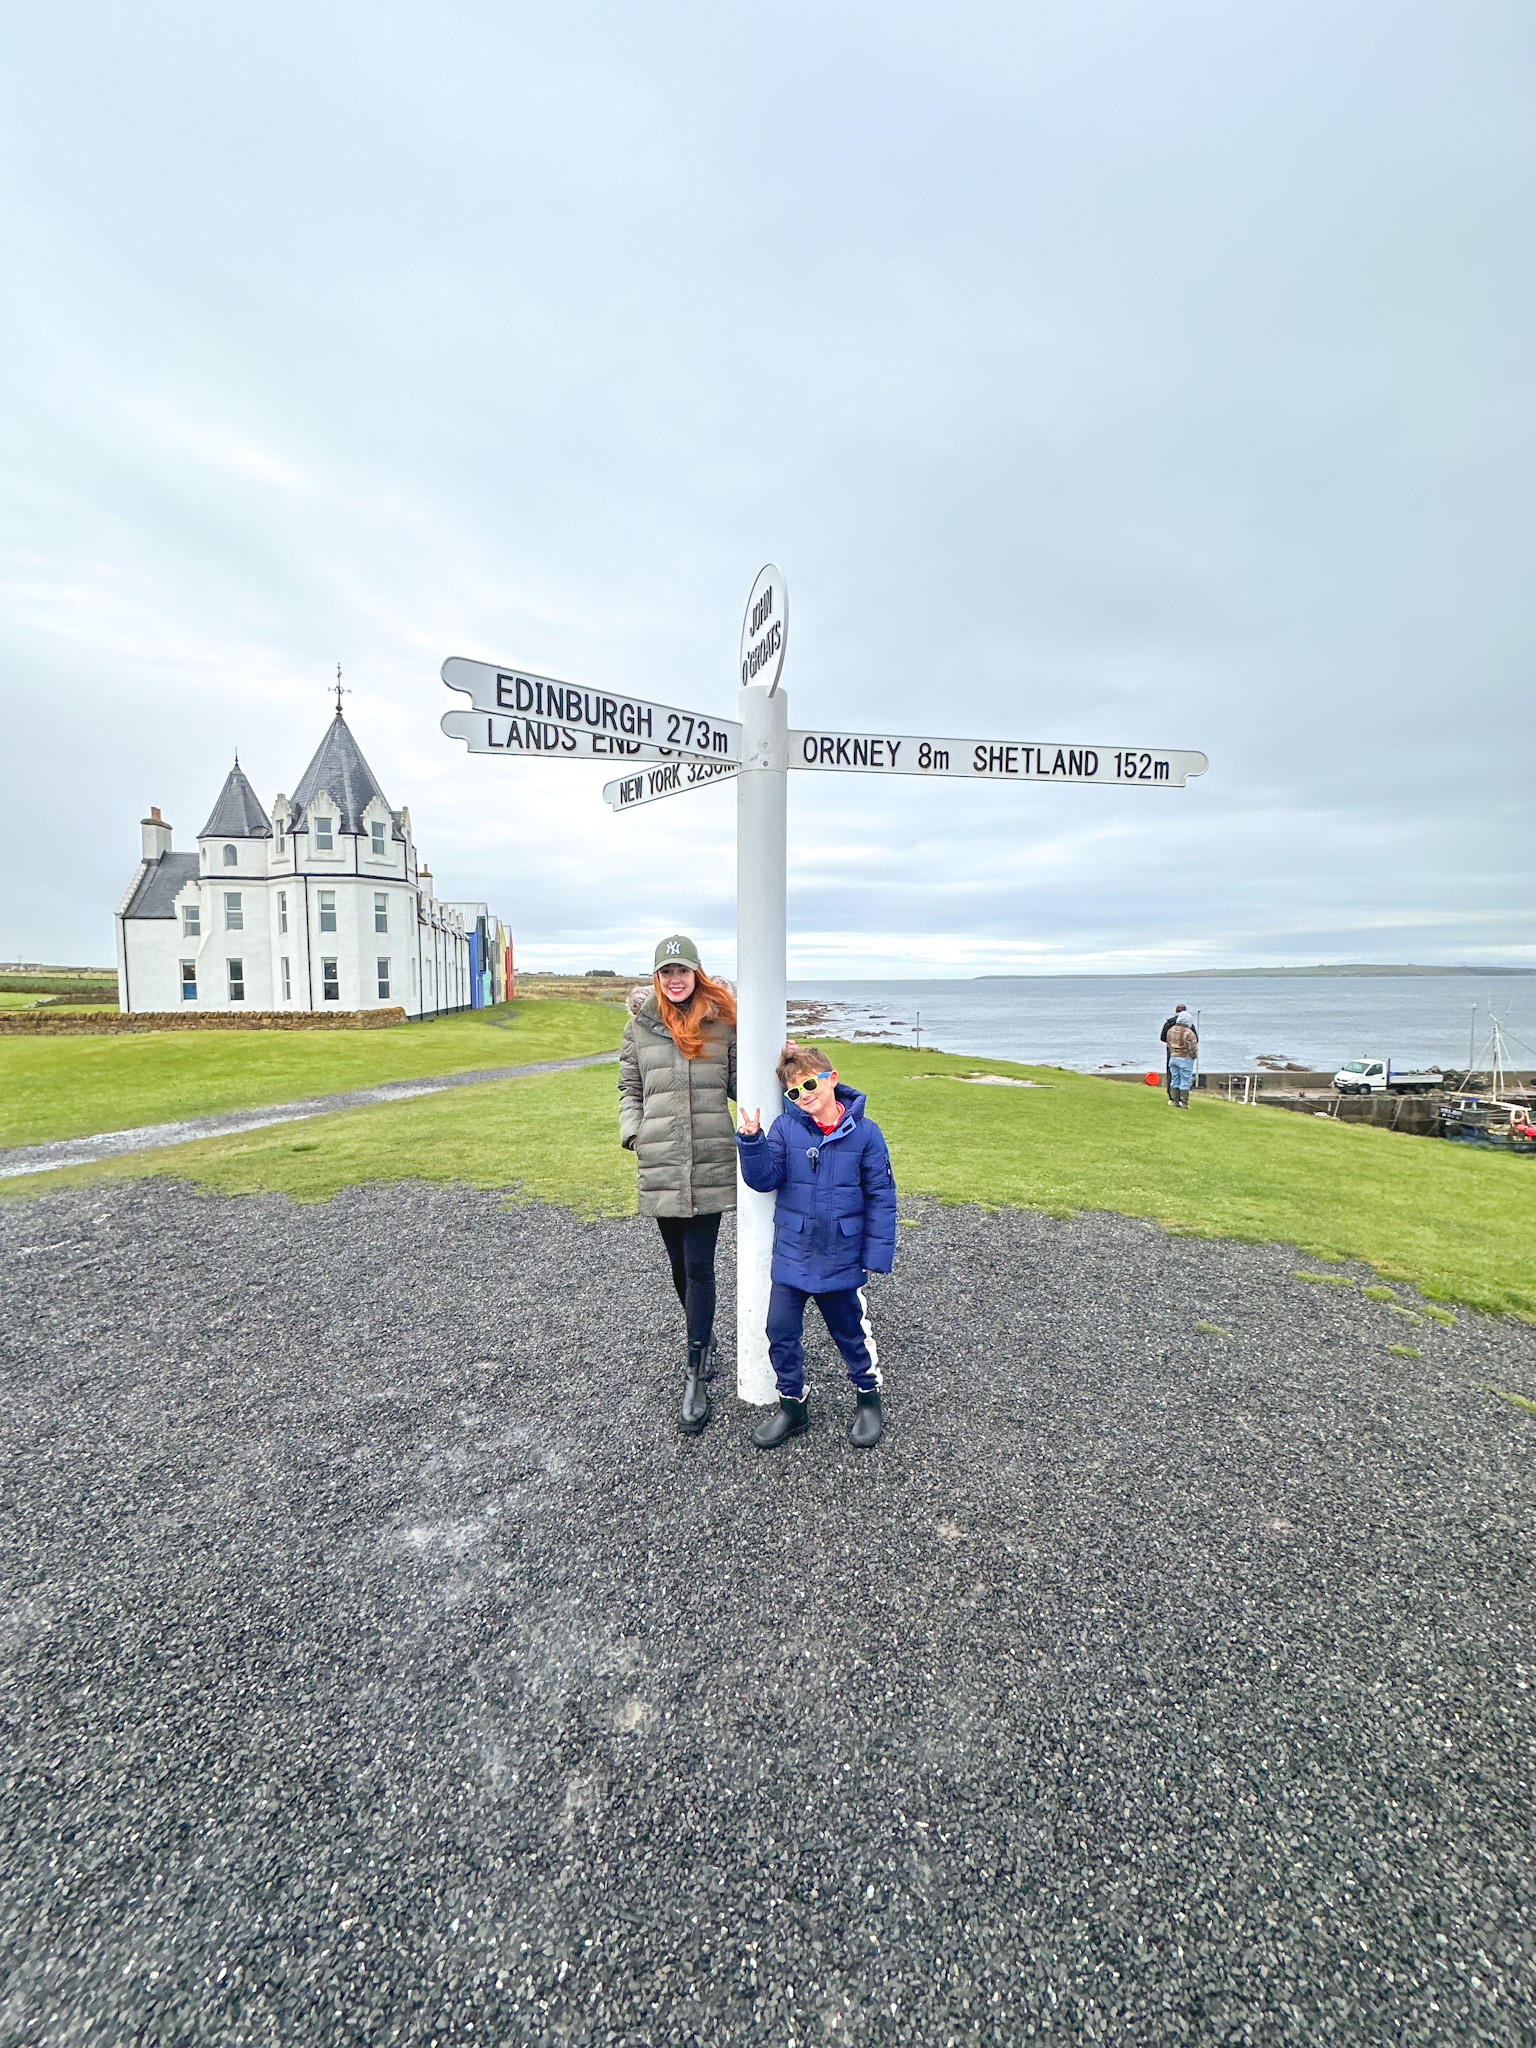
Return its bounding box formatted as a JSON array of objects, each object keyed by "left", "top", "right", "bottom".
[
  {"left": 8, "top": 1036, "right": 1535, "bottom": 1320},
  {"left": 0, "top": 1000, "right": 624, "bottom": 1146}
]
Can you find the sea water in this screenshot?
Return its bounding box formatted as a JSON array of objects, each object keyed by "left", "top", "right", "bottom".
[{"left": 787, "top": 975, "right": 1536, "bottom": 1074}]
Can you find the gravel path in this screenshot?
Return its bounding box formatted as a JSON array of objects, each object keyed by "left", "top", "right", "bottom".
[
  {"left": 2, "top": 1181, "right": 1533, "bottom": 2046},
  {"left": 0, "top": 1051, "right": 619, "bottom": 1180}
]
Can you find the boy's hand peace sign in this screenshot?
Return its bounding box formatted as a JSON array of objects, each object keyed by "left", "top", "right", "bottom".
[{"left": 738, "top": 1108, "right": 762, "bottom": 1137}]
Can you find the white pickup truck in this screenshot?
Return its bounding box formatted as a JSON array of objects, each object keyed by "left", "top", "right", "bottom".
[{"left": 1333, "top": 1058, "right": 1443, "bottom": 1096}]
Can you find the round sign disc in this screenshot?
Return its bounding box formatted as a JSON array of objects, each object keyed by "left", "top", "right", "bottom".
[{"left": 740, "top": 563, "right": 788, "bottom": 694}]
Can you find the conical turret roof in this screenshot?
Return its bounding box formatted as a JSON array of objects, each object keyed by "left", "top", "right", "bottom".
[
  {"left": 289, "top": 710, "right": 395, "bottom": 837},
  {"left": 198, "top": 760, "right": 272, "bottom": 839}
]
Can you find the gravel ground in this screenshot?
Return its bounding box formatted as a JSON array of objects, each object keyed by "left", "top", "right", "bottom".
[{"left": 2, "top": 1181, "right": 1534, "bottom": 2047}]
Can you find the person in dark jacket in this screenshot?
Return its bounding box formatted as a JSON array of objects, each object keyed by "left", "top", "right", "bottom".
[
  {"left": 1159, "top": 1003, "right": 1196, "bottom": 1103},
  {"left": 736, "top": 1043, "right": 898, "bottom": 1450},
  {"left": 1159, "top": 1003, "right": 1199, "bottom": 1109}
]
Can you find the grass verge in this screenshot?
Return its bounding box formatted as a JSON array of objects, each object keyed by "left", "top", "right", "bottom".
[
  {"left": 7, "top": 1038, "right": 1536, "bottom": 1319},
  {"left": 3, "top": 1064, "right": 635, "bottom": 1216},
  {"left": 0, "top": 1000, "right": 623, "bottom": 1147}
]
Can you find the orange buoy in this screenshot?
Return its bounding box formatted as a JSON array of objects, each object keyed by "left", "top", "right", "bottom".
[{"left": 1145, "top": 1071, "right": 1161, "bottom": 1086}]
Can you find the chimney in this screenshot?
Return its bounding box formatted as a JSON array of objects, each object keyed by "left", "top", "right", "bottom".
[{"left": 141, "top": 806, "right": 173, "bottom": 860}]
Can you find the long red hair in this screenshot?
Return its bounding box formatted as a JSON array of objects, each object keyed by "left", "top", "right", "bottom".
[{"left": 655, "top": 968, "right": 737, "bottom": 1060}]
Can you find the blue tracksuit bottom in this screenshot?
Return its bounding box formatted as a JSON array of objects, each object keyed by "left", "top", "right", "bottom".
[{"left": 767, "top": 1282, "right": 881, "bottom": 1401}]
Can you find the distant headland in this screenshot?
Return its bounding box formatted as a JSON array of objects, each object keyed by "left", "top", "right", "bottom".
[{"left": 976, "top": 964, "right": 1536, "bottom": 980}]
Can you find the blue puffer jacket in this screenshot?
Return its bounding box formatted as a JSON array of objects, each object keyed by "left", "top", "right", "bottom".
[{"left": 736, "top": 1085, "right": 898, "bottom": 1292}]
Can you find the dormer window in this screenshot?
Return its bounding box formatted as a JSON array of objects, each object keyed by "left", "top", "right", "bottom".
[
  {"left": 314, "top": 815, "right": 334, "bottom": 851},
  {"left": 276, "top": 825, "right": 286, "bottom": 854},
  {"left": 223, "top": 844, "right": 238, "bottom": 867},
  {"left": 371, "top": 821, "right": 386, "bottom": 858}
]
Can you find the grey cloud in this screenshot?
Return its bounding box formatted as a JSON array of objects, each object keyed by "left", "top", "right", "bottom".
[{"left": 1, "top": 1, "right": 1531, "bottom": 971}]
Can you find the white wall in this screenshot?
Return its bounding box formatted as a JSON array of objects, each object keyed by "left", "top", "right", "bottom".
[{"left": 120, "top": 798, "right": 474, "bottom": 1016}]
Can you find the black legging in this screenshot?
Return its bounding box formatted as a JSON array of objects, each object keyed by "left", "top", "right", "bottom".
[{"left": 656, "top": 1213, "right": 722, "bottom": 1348}]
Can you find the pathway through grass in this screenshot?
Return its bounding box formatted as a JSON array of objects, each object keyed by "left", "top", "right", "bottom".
[{"left": 0, "top": 1000, "right": 624, "bottom": 1146}]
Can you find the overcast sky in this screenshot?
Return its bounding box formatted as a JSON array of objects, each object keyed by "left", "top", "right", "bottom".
[{"left": 3, "top": 1, "right": 1532, "bottom": 976}]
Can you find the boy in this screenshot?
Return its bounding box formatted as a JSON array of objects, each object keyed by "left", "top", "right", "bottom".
[{"left": 736, "top": 1044, "right": 898, "bottom": 1449}]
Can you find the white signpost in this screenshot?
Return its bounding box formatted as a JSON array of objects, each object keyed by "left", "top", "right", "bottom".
[{"left": 442, "top": 570, "right": 1208, "bottom": 1407}]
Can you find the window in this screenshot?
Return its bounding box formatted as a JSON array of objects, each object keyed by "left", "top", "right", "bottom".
[
  {"left": 319, "top": 889, "right": 337, "bottom": 933},
  {"left": 321, "top": 958, "right": 340, "bottom": 1002},
  {"left": 281, "top": 957, "right": 292, "bottom": 1001},
  {"left": 228, "top": 958, "right": 245, "bottom": 1002},
  {"left": 374, "top": 892, "right": 388, "bottom": 934},
  {"left": 180, "top": 960, "right": 197, "bottom": 1001},
  {"left": 278, "top": 890, "right": 288, "bottom": 934},
  {"left": 377, "top": 958, "right": 391, "bottom": 1000},
  {"left": 223, "top": 843, "right": 238, "bottom": 867},
  {"left": 224, "top": 891, "right": 243, "bottom": 931},
  {"left": 275, "top": 825, "right": 286, "bottom": 854},
  {"left": 371, "top": 821, "right": 386, "bottom": 857},
  {"left": 314, "top": 815, "right": 334, "bottom": 851},
  {"left": 182, "top": 903, "right": 200, "bottom": 937}
]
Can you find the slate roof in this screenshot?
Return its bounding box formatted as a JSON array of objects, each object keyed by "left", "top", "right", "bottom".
[
  {"left": 123, "top": 853, "right": 201, "bottom": 920},
  {"left": 288, "top": 712, "right": 399, "bottom": 838},
  {"left": 198, "top": 762, "right": 272, "bottom": 840}
]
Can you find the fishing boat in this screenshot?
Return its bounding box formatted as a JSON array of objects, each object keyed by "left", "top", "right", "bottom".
[{"left": 1438, "top": 1018, "right": 1536, "bottom": 1153}]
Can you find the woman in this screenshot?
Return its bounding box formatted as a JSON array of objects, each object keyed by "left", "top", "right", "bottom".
[{"left": 619, "top": 935, "right": 738, "bottom": 1433}]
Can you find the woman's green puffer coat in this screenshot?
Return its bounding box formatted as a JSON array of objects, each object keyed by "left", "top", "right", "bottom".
[{"left": 618, "top": 996, "right": 738, "bottom": 1217}]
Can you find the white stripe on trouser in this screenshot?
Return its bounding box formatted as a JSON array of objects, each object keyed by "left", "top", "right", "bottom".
[{"left": 853, "top": 1285, "right": 882, "bottom": 1390}]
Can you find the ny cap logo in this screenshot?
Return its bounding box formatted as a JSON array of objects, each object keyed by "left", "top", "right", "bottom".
[{"left": 666, "top": 941, "right": 681, "bottom": 955}]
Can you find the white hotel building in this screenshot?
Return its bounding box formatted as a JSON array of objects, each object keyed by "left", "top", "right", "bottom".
[{"left": 115, "top": 709, "right": 479, "bottom": 1018}]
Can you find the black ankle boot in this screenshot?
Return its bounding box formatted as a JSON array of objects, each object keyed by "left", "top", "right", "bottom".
[
  {"left": 850, "top": 1388, "right": 884, "bottom": 1447},
  {"left": 702, "top": 1334, "right": 720, "bottom": 1380},
  {"left": 753, "top": 1395, "right": 810, "bottom": 1449},
  {"left": 680, "top": 1341, "right": 710, "bottom": 1434}
]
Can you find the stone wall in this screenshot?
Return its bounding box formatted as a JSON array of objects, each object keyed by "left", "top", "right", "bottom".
[{"left": 0, "top": 1007, "right": 409, "bottom": 1037}]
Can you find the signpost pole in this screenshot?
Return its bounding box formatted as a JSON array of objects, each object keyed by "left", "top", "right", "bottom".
[
  {"left": 735, "top": 680, "right": 788, "bottom": 1406},
  {"left": 442, "top": 573, "right": 1206, "bottom": 1422}
]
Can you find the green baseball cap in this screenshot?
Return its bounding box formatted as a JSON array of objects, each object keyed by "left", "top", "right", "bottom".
[{"left": 654, "top": 934, "right": 702, "bottom": 973}]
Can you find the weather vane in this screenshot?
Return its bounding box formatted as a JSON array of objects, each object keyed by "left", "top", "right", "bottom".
[{"left": 334, "top": 663, "right": 350, "bottom": 715}]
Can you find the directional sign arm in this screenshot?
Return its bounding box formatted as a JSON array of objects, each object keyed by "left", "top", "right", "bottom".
[
  {"left": 442, "top": 656, "right": 742, "bottom": 763},
  {"left": 603, "top": 759, "right": 740, "bottom": 811},
  {"left": 787, "top": 731, "right": 1208, "bottom": 788},
  {"left": 441, "top": 709, "right": 731, "bottom": 765}
]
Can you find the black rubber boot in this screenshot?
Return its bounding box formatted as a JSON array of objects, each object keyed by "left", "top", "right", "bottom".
[
  {"left": 680, "top": 1341, "right": 710, "bottom": 1434},
  {"left": 753, "top": 1395, "right": 810, "bottom": 1449},
  {"left": 850, "top": 1388, "right": 884, "bottom": 1447}
]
